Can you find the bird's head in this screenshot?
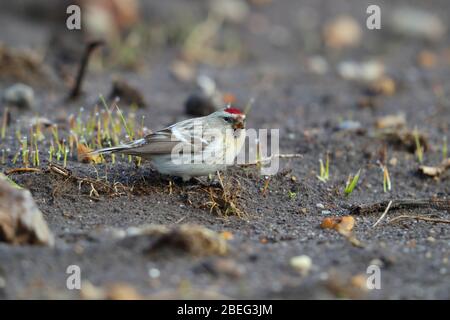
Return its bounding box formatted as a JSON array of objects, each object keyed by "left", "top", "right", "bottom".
[{"left": 213, "top": 107, "right": 246, "bottom": 130}]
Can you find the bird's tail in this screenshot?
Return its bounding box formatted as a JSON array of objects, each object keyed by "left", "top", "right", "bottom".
[{"left": 88, "top": 144, "right": 131, "bottom": 155}]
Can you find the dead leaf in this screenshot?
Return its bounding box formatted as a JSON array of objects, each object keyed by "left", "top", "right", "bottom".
[
  {"left": 321, "top": 216, "right": 355, "bottom": 234},
  {"left": 419, "top": 158, "right": 450, "bottom": 177},
  {"left": 77, "top": 143, "right": 102, "bottom": 164},
  {"left": 321, "top": 216, "right": 361, "bottom": 246}
]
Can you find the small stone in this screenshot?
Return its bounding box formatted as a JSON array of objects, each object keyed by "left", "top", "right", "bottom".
[
  {"left": 143, "top": 224, "right": 229, "bottom": 256},
  {"left": 170, "top": 60, "right": 196, "bottom": 83},
  {"left": 337, "top": 120, "right": 361, "bottom": 131},
  {"left": 148, "top": 268, "right": 161, "bottom": 279},
  {"left": 389, "top": 157, "right": 398, "bottom": 166},
  {"left": 316, "top": 203, "right": 325, "bottom": 209},
  {"left": 323, "top": 16, "right": 362, "bottom": 49},
  {"left": 426, "top": 236, "right": 436, "bottom": 243},
  {"left": 375, "top": 114, "right": 406, "bottom": 129},
  {"left": 389, "top": 7, "right": 446, "bottom": 41},
  {"left": 307, "top": 55, "right": 329, "bottom": 75},
  {"left": 3, "top": 83, "right": 34, "bottom": 109},
  {"left": 367, "top": 77, "right": 397, "bottom": 96},
  {"left": 109, "top": 79, "right": 146, "bottom": 108},
  {"left": 417, "top": 50, "right": 437, "bottom": 68},
  {"left": 184, "top": 93, "right": 217, "bottom": 116},
  {"left": 0, "top": 174, "right": 54, "bottom": 246},
  {"left": 200, "top": 258, "right": 245, "bottom": 278},
  {"left": 369, "top": 258, "right": 384, "bottom": 267},
  {"left": 351, "top": 274, "right": 368, "bottom": 291},
  {"left": 338, "top": 60, "right": 385, "bottom": 82},
  {"left": 290, "top": 255, "right": 312, "bottom": 276},
  {"left": 210, "top": 0, "right": 249, "bottom": 24}
]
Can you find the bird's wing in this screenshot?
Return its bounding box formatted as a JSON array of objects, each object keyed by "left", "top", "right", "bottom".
[{"left": 124, "top": 118, "right": 213, "bottom": 156}]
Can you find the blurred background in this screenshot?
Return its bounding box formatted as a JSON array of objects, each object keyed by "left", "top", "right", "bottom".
[
  {"left": 1, "top": 0, "right": 450, "bottom": 173},
  {"left": 1, "top": 0, "right": 450, "bottom": 300}
]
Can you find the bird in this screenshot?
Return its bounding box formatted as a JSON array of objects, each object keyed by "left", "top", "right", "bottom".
[{"left": 90, "top": 107, "right": 246, "bottom": 181}]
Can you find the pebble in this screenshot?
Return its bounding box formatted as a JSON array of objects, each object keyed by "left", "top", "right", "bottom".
[
  {"left": 307, "top": 55, "right": 329, "bottom": 75},
  {"left": 210, "top": 0, "right": 249, "bottom": 24},
  {"left": 337, "top": 60, "right": 385, "bottom": 82},
  {"left": 369, "top": 258, "right": 384, "bottom": 267},
  {"left": 0, "top": 174, "right": 54, "bottom": 246},
  {"left": 184, "top": 93, "right": 217, "bottom": 116},
  {"left": 337, "top": 120, "right": 362, "bottom": 131},
  {"left": 148, "top": 268, "right": 161, "bottom": 279},
  {"left": 290, "top": 255, "right": 312, "bottom": 276},
  {"left": 389, "top": 7, "right": 446, "bottom": 41},
  {"left": 316, "top": 203, "right": 325, "bottom": 209},
  {"left": 3, "top": 83, "right": 35, "bottom": 109},
  {"left": 323, "top": 15, "right": 362, "bottom": 49}
]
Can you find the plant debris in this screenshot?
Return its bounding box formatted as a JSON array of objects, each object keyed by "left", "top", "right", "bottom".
[
  {"left": 108, "top": 78, "right": 147, "bottom": 108},
  {"left": 321, "top": 216, "right": 362, "bottom": 247},
  {"left": 388, "top": 215, "right": 450, "bottom": 225},
  {"left": 0, "top": 44, "right": 49, "bottom": 84},
  {"left": 377, "top": 129, "right": 428, "bottom": 153},
  {"left": 77, "top": 143, "right": 102, "bottom": 164},
  {"left": 419, "top": 158, "right": 450, "bottom": 177},
  {"left": 143, "top": 224, "right": 229, "bottom": 256},
  {"left": 350, "top": 198, "right": 450, "bottom": 215}
]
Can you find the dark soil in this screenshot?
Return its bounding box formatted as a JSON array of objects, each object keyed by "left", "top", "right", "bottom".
[{"left": 0, "top": 0, "right": 449, "bottom": 299}]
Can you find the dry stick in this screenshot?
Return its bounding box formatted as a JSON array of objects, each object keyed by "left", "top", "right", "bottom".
[
  {"left": 48, "top": 163, "right": 120, "bottom": 196},
  {"left": 350, "top": 198, "right": 450, "bottom": 215},
  {"left": 68, "top": 40, "right": 104, "bottom": 100},
  {"left": 5, "top": 167, "right": 41, "bottom": 175},
  {"left": 372, "top": 200, "right": 393, "bottom": 228},
  {"left": 389, "top": 215, "right": 450, "bottom": 225}
]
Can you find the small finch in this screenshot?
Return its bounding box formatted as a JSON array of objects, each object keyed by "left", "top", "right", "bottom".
[{"left": 90, "top": 107, "right": 246, "bottom": 181}]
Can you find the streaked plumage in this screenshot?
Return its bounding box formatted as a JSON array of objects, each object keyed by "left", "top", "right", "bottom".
[{"left": 91, "top": 107, "right": 246, "bottom": 181}]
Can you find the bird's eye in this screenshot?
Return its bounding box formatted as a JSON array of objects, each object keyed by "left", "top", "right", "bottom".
[{"left": 223, "top": 117, "right": 233, "bottom": 123}]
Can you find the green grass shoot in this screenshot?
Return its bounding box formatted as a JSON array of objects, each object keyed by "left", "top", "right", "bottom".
[{"left": 344, "top": 169, "right": 361, "bottom": 196}]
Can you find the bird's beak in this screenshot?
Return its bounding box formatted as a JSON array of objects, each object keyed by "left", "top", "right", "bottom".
[{"left": 232, "top": 115, "right": 246, "bottom": 129}]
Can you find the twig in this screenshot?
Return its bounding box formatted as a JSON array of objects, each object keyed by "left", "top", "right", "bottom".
[
  {"left": 389, "top": 215, "right": 450, "bottom": 225},
  {"left": 48, "top": 163, "right": 124, "bottom": 197},
  {"left": 350, "top": 198, "right": 450, "bottom": 215},
  {"left": 372, "top": 200, "right": 393, "bottom": 228},
  {"left": 68, "top": 40, "right": 104, "bottom": 100},
  {"left": 5, "top": 167, "right": 41, "bottom": 175}
]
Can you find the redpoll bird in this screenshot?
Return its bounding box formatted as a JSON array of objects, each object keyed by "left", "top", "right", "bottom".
[{"left": 91, "top": 107, "right": 246, "bottom": 181}]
